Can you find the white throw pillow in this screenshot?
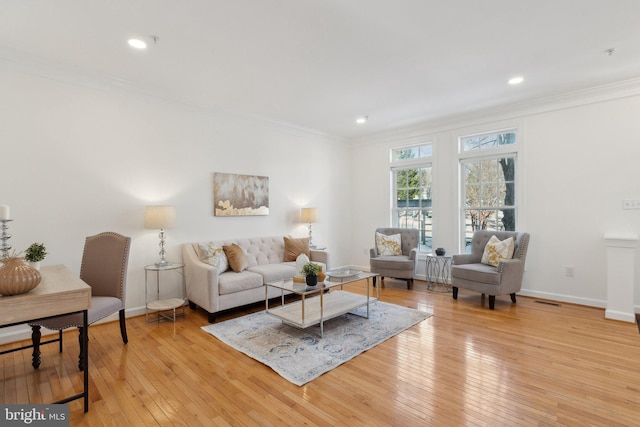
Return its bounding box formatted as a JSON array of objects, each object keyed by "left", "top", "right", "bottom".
[
  {"left": 375, "top": 232, "right": 402, "bottom": 256},
  {"left": 197, "top": 242, "right": 229, "bottom": 273},
  {"left": 481, "top": 236, "right": 515, "bottom": 267}
]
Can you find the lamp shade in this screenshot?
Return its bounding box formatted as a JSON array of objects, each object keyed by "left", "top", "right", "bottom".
[
  {"left": 144, "top": 206, "right": 176, "bottom": 229},
  {"left": 300, "top": 207, "right": 318, "bottom": 223}
]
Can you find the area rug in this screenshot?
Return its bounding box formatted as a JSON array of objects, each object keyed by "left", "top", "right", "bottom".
[{"left": 201, "top": 301, "right": 432, "bottom": 386}]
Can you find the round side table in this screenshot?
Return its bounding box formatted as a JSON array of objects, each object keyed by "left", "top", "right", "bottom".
[{"left": 425, "top": 254, "right": 453, "bottom": 292}]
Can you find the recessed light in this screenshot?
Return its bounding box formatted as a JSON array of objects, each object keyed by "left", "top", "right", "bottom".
[
  {"left": 508, "top": 76, "right": 524, "bottom": 85},
  {"left": 356, "top": 116, "right": 368, "bottom": 124},
  {"left": 128, "top": 38, "right": 147, "bottom": 49}
]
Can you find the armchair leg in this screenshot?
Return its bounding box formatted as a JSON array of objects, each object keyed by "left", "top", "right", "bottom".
[
  {"left": 31, "top": 325, "right": 41, "bottom": 369},
  {"left": 380, "top": 277, "right": 385, "bottom": 288},
  {"left": 407, "top": 278, "right": 413, "bottom": 290},
  {"left": 489, "top": 295, "right": 496, "bottom": 310},
  {"left": 510, "top": 293, "right": 517, "bottom": 303},
  {"left": 373, "top": 276, "right": 377, "bottom": 288},
  {"left": 119, "top": 309, "right": 128, "bottom": 344},
  {"left": 452, "top": 286, "right": 458, "bottom": 300}
]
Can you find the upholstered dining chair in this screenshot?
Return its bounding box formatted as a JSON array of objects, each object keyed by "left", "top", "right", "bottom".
[
  {"left": 30, "top": 232, "right": 131, "bottom": 370},
  {"left": 451, "top": 230, "right": 530, "bottom": 310},
  {"left": 369, "top": 227, "right": 419, "bottom": 289}
]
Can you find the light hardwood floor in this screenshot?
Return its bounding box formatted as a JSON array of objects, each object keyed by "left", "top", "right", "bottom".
[{"left": 2, "top": 279, "right": 640, "bottom": 426}]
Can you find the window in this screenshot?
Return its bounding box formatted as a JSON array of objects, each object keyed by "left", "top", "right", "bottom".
[
  {"left": 391, "top": 144, "right": 433, "bottom": 252},
  {"left": 459, "top": 130, "right": 517, "bottom": 252}
]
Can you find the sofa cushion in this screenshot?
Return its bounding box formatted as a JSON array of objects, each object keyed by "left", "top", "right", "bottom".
[
  {"left": 196, "top": 242, "right": 228, "bottom": 272},
  {"left": 451, "top": 263, "right": 502, "bottom": 285},
  {"left": 218, "top": 270, "right": 263, "bottom": 295},
  {"left": 376, "top": 232, "right": 402, "bottom": 256},
  {"left": 284, "top": 236, "right": 310, "bottom": 261},
  {"left": 370, "top": 255, "right": 413, "bottom": 270},
  {"left": 247, "top": 264, "right": 297, "bottom": 283},
  {"left": 223, "top": 244, "right": 249, "bottom": 272},
  {"left": 481, "top": 235, "right": 515, "bottom": 267}
]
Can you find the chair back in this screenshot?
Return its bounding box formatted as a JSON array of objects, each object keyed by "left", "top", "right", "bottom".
[
  {"left": 469, "top": 230, "right": 529, "bottom": 261},
  {"left": 80, "top": 232, "right": 131, "bottom": 303},
  {"left": 375, "top": 228, "right": 419, "bottom": 256}
]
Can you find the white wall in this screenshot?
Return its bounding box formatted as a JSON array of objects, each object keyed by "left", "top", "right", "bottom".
[
  {"left": 0, "top": 65, "right": 351, "bottom": 341},
  {"left": 349, "top": 86, "right": 640, "bottom": 310}
]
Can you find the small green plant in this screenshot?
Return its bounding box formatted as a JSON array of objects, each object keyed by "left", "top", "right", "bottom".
[
  {"left": 301, "top": 262, "right": 320, "bottom": 277},
  {"left": 24, "top": 242, "right": 47, "bottom": 262}
]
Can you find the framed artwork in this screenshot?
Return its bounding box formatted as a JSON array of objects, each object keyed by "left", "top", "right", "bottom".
[{"left": 213, "top": 172, "right": 269, "bottom": 216}]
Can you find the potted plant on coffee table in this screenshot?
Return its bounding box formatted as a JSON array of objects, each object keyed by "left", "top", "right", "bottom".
[
  {"left": 301, "top": 262, "right": 321, "bottom": 287},
  {"left": 24, "top": 242, "right": 47, "bottom": 270}
]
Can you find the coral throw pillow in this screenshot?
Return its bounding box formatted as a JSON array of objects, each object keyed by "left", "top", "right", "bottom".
[
  {"left": 223, "top": 244, "right": 249, "bottom": 272},
  {"left": 284, "top": 236, "right": 310, "bottom": 262},
  {"left": 375, "top": 232, "right": 402, "bottom": 256},
  {"left": 197, "top": 243, "right": 229, "bottom": 273},
  {"left": 481, "top": 236, "right": 515, "bottom": 267}
]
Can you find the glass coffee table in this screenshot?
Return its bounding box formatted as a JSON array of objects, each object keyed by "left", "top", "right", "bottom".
[{"left": 265, "top": 271, "right": 379, "bottom": 337}]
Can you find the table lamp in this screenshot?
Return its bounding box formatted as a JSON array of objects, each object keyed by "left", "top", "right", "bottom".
[
  {"left": 145, "top": 205, "right": 176, "bottom": 266},
  {"left": 300, "top": 207, "right": 318, "bottom": 248}
]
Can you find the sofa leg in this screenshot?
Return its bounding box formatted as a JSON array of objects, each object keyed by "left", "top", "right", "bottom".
[
  {"left": 510, "top": 293, "right": 517, "bottom": 303},
  {"left": 207, "top": 312, "right": 216, "bottom": 323},
  {"left": 380, "top": 277, "right": 385, "bottom": 288},
  {"left": 188, "top": 300, "right": 196, "bottom": 310},
  {"left": 452, "top": 287, "right": 458, "bottom": 300},
  {"left": 489, "top": 295, "right": 496, "bottom": 310},
  {"left": 373, "top": 276, "right": 377, "bottom": 288}
]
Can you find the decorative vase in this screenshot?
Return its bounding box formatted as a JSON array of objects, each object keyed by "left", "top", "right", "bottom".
[
  {"left": 435, "top": 247, "right": 446, "bottom": 256},
  {"left": 0, "top": 257, "right": 42, "bottom": 295},
  {"left": 306, "top": 274, "right": 318, "bottom": 287}
]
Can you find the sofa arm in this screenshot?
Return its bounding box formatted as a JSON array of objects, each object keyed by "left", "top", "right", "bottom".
[
  {"left": 409, "top": 248, "right": 417, "bottom": 261},
  {"left": 369, "top": 248, "right": 379, "bottom": 258},
  {"left": 310, "top": 249, "right": 329, "bottom": 270},
  {"left": 182, "top": 243, "right": 221, "bottom": 314},
  {"left": 452, "top": 253, "right": 477, "bottom": 265}
]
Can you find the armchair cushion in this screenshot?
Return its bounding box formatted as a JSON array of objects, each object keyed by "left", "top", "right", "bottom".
[
  {"left": 481, "top": 235, "right": 515, "bottom": 267},
  {"left": 375, "top": 232, "right": 402, "bottom": 256}
]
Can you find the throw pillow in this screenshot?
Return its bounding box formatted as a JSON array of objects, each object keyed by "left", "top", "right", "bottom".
[
  {"left": 197, "top": 243, "right": 228, "bottom": 273},
  {"left": 375, "top": 232, "right": 402, "bottom": 256},
  {"left": 481, "top": 235, "right": 515, "bottom": 267},
  {"left": 284, "top": 236, "right": 310, "bottom": 262},
  {"left": 223, "top": 244, "right": 249, "bottom": 272}
]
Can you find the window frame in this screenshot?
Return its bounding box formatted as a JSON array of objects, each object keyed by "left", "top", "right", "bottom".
[
  {"left": 457, "top": 128, "right": 520, "bottom": 252},
  {"left": 390, "top": 142, "right": 433, "bottom": 253}
]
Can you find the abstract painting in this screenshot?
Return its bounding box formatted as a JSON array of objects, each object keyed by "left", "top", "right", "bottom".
[{"left": 213, "top": 172, "right": 269, "bottom": 216}]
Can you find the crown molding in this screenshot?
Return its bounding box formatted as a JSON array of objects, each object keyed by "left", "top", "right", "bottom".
[{"left": 350, "top": 77, "right": 640, "bottom": 147}]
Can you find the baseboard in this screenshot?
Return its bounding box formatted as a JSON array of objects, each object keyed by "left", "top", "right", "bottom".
[{"left": 604, "top": 309, "right": 636, "bottom": 323}]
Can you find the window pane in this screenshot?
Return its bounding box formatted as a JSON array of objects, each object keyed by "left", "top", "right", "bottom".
[
  {"left": 393, "top": 164, "right": 433, "bottom": 252},
  {"left": 392, "top": 144, "right": 432, "bottom": 161},
  {"left": 462, "top": 130, "right": 516, "bottom": 152},
  {"left": 394, "top": 209, "right": 432, "bottom": 252}
]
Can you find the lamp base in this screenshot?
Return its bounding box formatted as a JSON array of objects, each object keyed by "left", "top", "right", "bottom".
[{"left": 155, "top": 260, "right": 170, "bottom": 267}]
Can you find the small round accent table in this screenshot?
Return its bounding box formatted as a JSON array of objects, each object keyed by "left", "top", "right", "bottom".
[
  {"left": 425, "top": 254, "right": 453, "bottom": 292},
  {"left": 144, "top": 263, "right": 186, "bottom": 324}
]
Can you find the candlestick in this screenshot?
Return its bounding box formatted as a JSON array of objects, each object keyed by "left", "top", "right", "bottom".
[{"left": 0, "top": 219, "right": 12, "bottom": 258}]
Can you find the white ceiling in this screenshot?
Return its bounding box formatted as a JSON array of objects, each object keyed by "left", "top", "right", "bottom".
[{"left": 1, "top": 0, "right": 639, "bottom": 139}]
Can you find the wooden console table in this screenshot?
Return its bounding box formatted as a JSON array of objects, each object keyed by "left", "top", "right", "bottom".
[{"left": 0, "top": 264, "right": 91, "bottom": 412}]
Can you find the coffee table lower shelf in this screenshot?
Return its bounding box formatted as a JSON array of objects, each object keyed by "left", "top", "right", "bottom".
[{"left": 267, "top": 290, "right": 376, "bottom": 336}]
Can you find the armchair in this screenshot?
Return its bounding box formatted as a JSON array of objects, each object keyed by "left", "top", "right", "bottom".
[
  {"left": 451, "top": 231, "right": 529, "bottom": 310},
  {"left": 369, "top": 227, "right": 418, "bottom": 289}
]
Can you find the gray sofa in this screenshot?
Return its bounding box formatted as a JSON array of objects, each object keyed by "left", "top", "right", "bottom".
[
  {"left": 182, "top": 236, "right": 328, "bottom": 322},
  {"left": 451, "top": 231, "right": 530, "bottom": 310}
]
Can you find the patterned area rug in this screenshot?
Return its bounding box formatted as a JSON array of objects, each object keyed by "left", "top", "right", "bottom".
[{"left": 201, "top": 301, "right": 432, "bottom": 386}]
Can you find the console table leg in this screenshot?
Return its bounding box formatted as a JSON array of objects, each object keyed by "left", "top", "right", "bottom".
[{"left": 31, "top": 325, "right": 41, "bottom": 369}]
